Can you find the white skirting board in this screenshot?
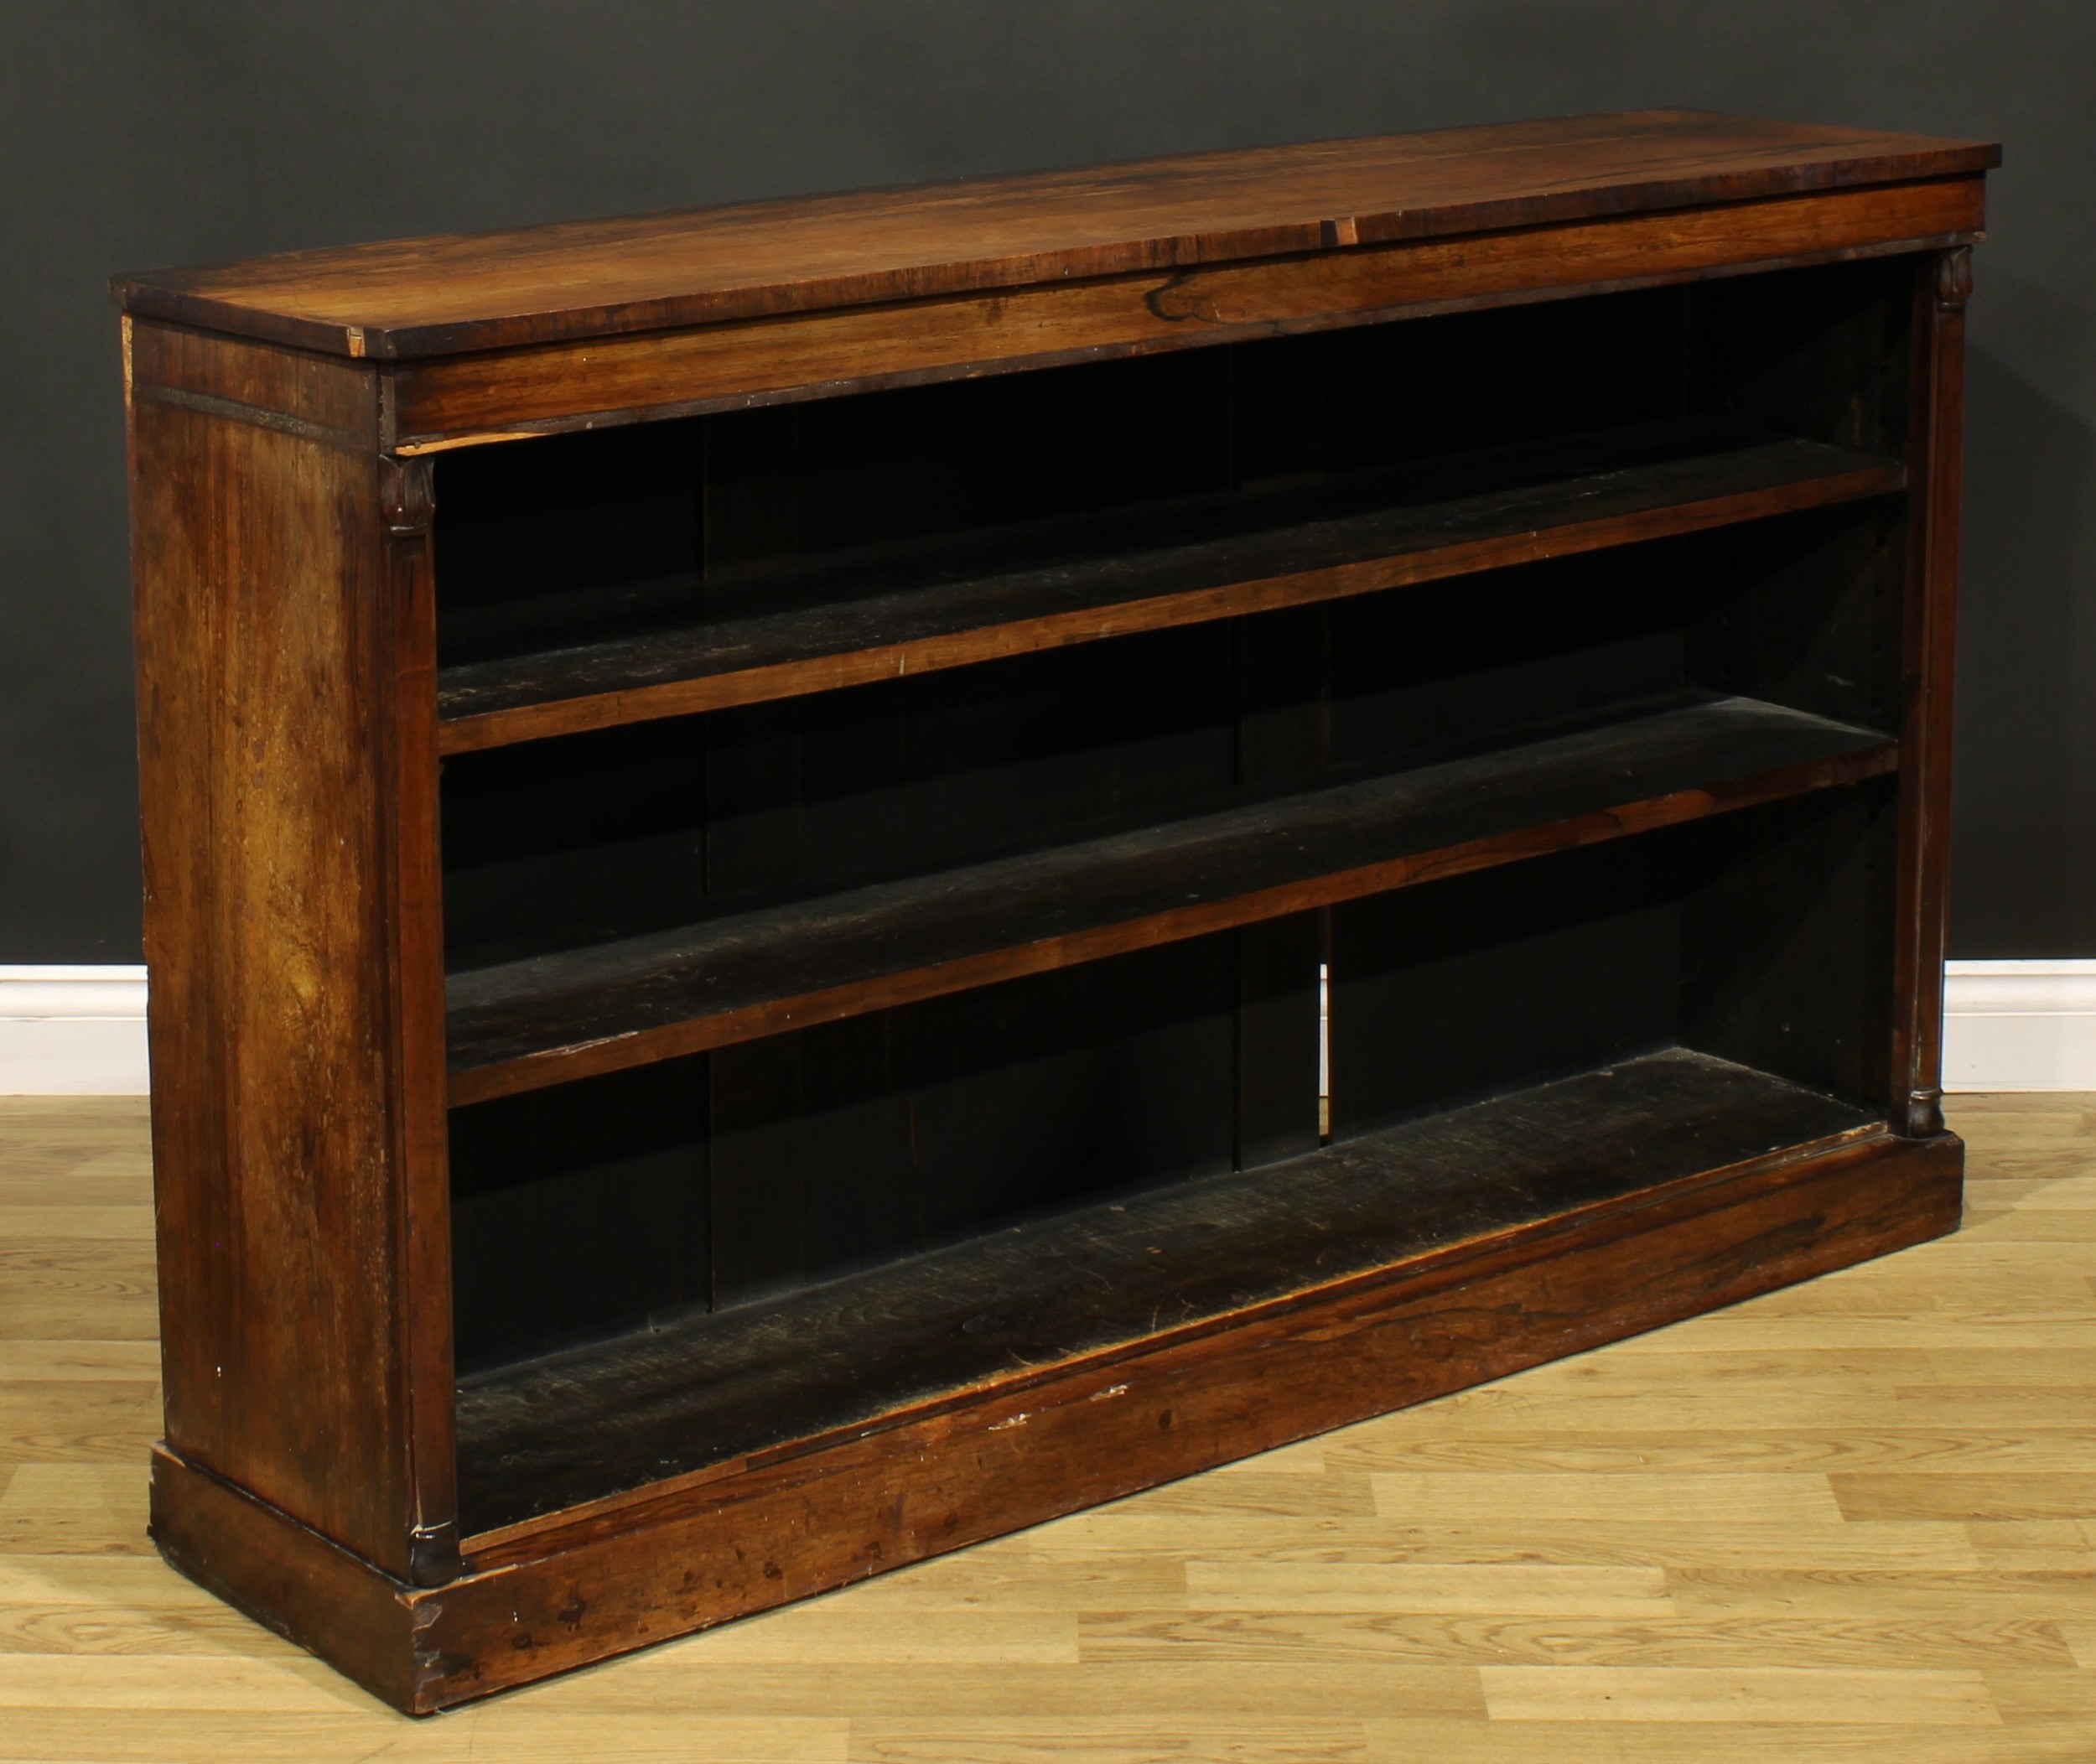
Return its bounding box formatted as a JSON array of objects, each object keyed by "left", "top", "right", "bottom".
[
  {"left": 1942, "top": 959, "right": 2096, "bottom": 1093},
  {"left": 2, "top": 962, "right": 2093, "bottom": 1097},
  {"left": 0, "top": 967, "right": 150, "bottom": 1095}
]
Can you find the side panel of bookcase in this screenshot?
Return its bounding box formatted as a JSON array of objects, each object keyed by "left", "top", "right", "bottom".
[{"left": 127, "top": 321, "right": 447, "bottom": 1583}]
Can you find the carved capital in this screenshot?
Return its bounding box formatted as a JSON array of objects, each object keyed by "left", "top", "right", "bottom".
[
  {"left": 1934, "top": 246, "right": 1974, "bottom": 313},
  {"left": 380, "top": 454, "right": 435, "bottom": 538}
]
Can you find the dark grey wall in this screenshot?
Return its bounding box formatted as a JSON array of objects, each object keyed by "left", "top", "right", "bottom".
[{"left": 3, "top": 2, "right": 2089, "bottom": 960}]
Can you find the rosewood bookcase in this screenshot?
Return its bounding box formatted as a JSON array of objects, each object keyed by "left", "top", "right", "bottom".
[{"left": 117, "top": 109, "right": 1996, "bottom": 1711}]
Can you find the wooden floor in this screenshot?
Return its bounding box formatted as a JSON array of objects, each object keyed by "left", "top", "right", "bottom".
[{"left": 0, "top": 1097, "right": 2091, "bottom": 1760}]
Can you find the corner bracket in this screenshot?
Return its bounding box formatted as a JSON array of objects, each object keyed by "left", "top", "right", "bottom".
[
  {"left": 1934, "top": 246, "right": 1974, "bottom": 313},
  {"left": 380, "top": 455, "right": 436, "bottom": 539}
]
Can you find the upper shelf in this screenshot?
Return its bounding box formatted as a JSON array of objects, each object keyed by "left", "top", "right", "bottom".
[
  {"left": 444, "top": 693, "right": 1897, "bottom": 1105},
  {"left": 435, "top": 423, "right": 1905, "bottom": 754},
  {"left": 112, "top": 112, "right": 1998, "bottom": 361}
]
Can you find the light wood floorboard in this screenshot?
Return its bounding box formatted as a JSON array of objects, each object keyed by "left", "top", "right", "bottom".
[{"left": 0, "top": 1092, "right": 2088, "bottom": 1759}]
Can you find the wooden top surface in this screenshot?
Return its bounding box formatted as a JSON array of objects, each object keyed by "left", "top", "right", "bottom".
[{"left": 113, "top": 110, "right": 1997, "bottom": 361}]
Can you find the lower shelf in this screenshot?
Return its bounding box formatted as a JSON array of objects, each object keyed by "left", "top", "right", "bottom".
[{"left": 456, "top": 1047, "right": 1879, "bottom": 1536}]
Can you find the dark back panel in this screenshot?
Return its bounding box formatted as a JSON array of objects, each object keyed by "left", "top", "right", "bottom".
[
  {"left": 1687, "top": 501, "right": 1905, "bottom": 737},
  {"left": 1680, "top": 782, "right": 1899, "bottom": 1111},
  {"left": 1318, "top": 284, "right": 1686, "bottom": 472},
  {"left": 440, "top": 717, "right": 707, "bottom": 970},
  {"left": 1688, "top": 256, "right": 1914, "bottom": 455},
  {"left": 1326, "top": 542, "right": 1699, "bottom": 778},
  {"left": 1329, "top": 835, "right": 1685, "bottom": 1139},
  {"left": 449, "top": 1057, "right": 709, "bottom": 1373},
  {"left": 702, "top": 347, "right": 1236, "bottom": 581},
  {"left": 709, "top": 935, "right": 1238, "bottom": 1310},
  {"left": 433, "top": 423, "right": 703, "bottom": 667},
  {"left": 701, "top": 624, "right": 1240, "bottom": 913}
]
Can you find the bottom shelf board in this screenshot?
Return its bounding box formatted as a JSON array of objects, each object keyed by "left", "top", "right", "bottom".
[{"left": 455, "top": 1046, "right": 1879, "bottom": 1537}]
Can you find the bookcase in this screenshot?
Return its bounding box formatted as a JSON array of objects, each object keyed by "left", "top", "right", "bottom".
[{"left": 117, "top": 110, "right": 1996, "bottom": 1711}]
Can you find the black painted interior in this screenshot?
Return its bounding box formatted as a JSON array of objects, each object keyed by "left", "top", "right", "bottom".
[{"left": 442, "top": 268, "right": 1910, "bottom": 1375}]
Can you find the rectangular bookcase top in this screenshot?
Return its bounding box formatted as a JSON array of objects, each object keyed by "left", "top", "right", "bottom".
[{"left": 113, "top": 110, "right": 1997, "bottom": 362}]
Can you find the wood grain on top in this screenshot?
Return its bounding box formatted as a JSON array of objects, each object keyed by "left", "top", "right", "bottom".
[{"left": 112, "top": 111, "right": 1999, "bottom": 360}]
